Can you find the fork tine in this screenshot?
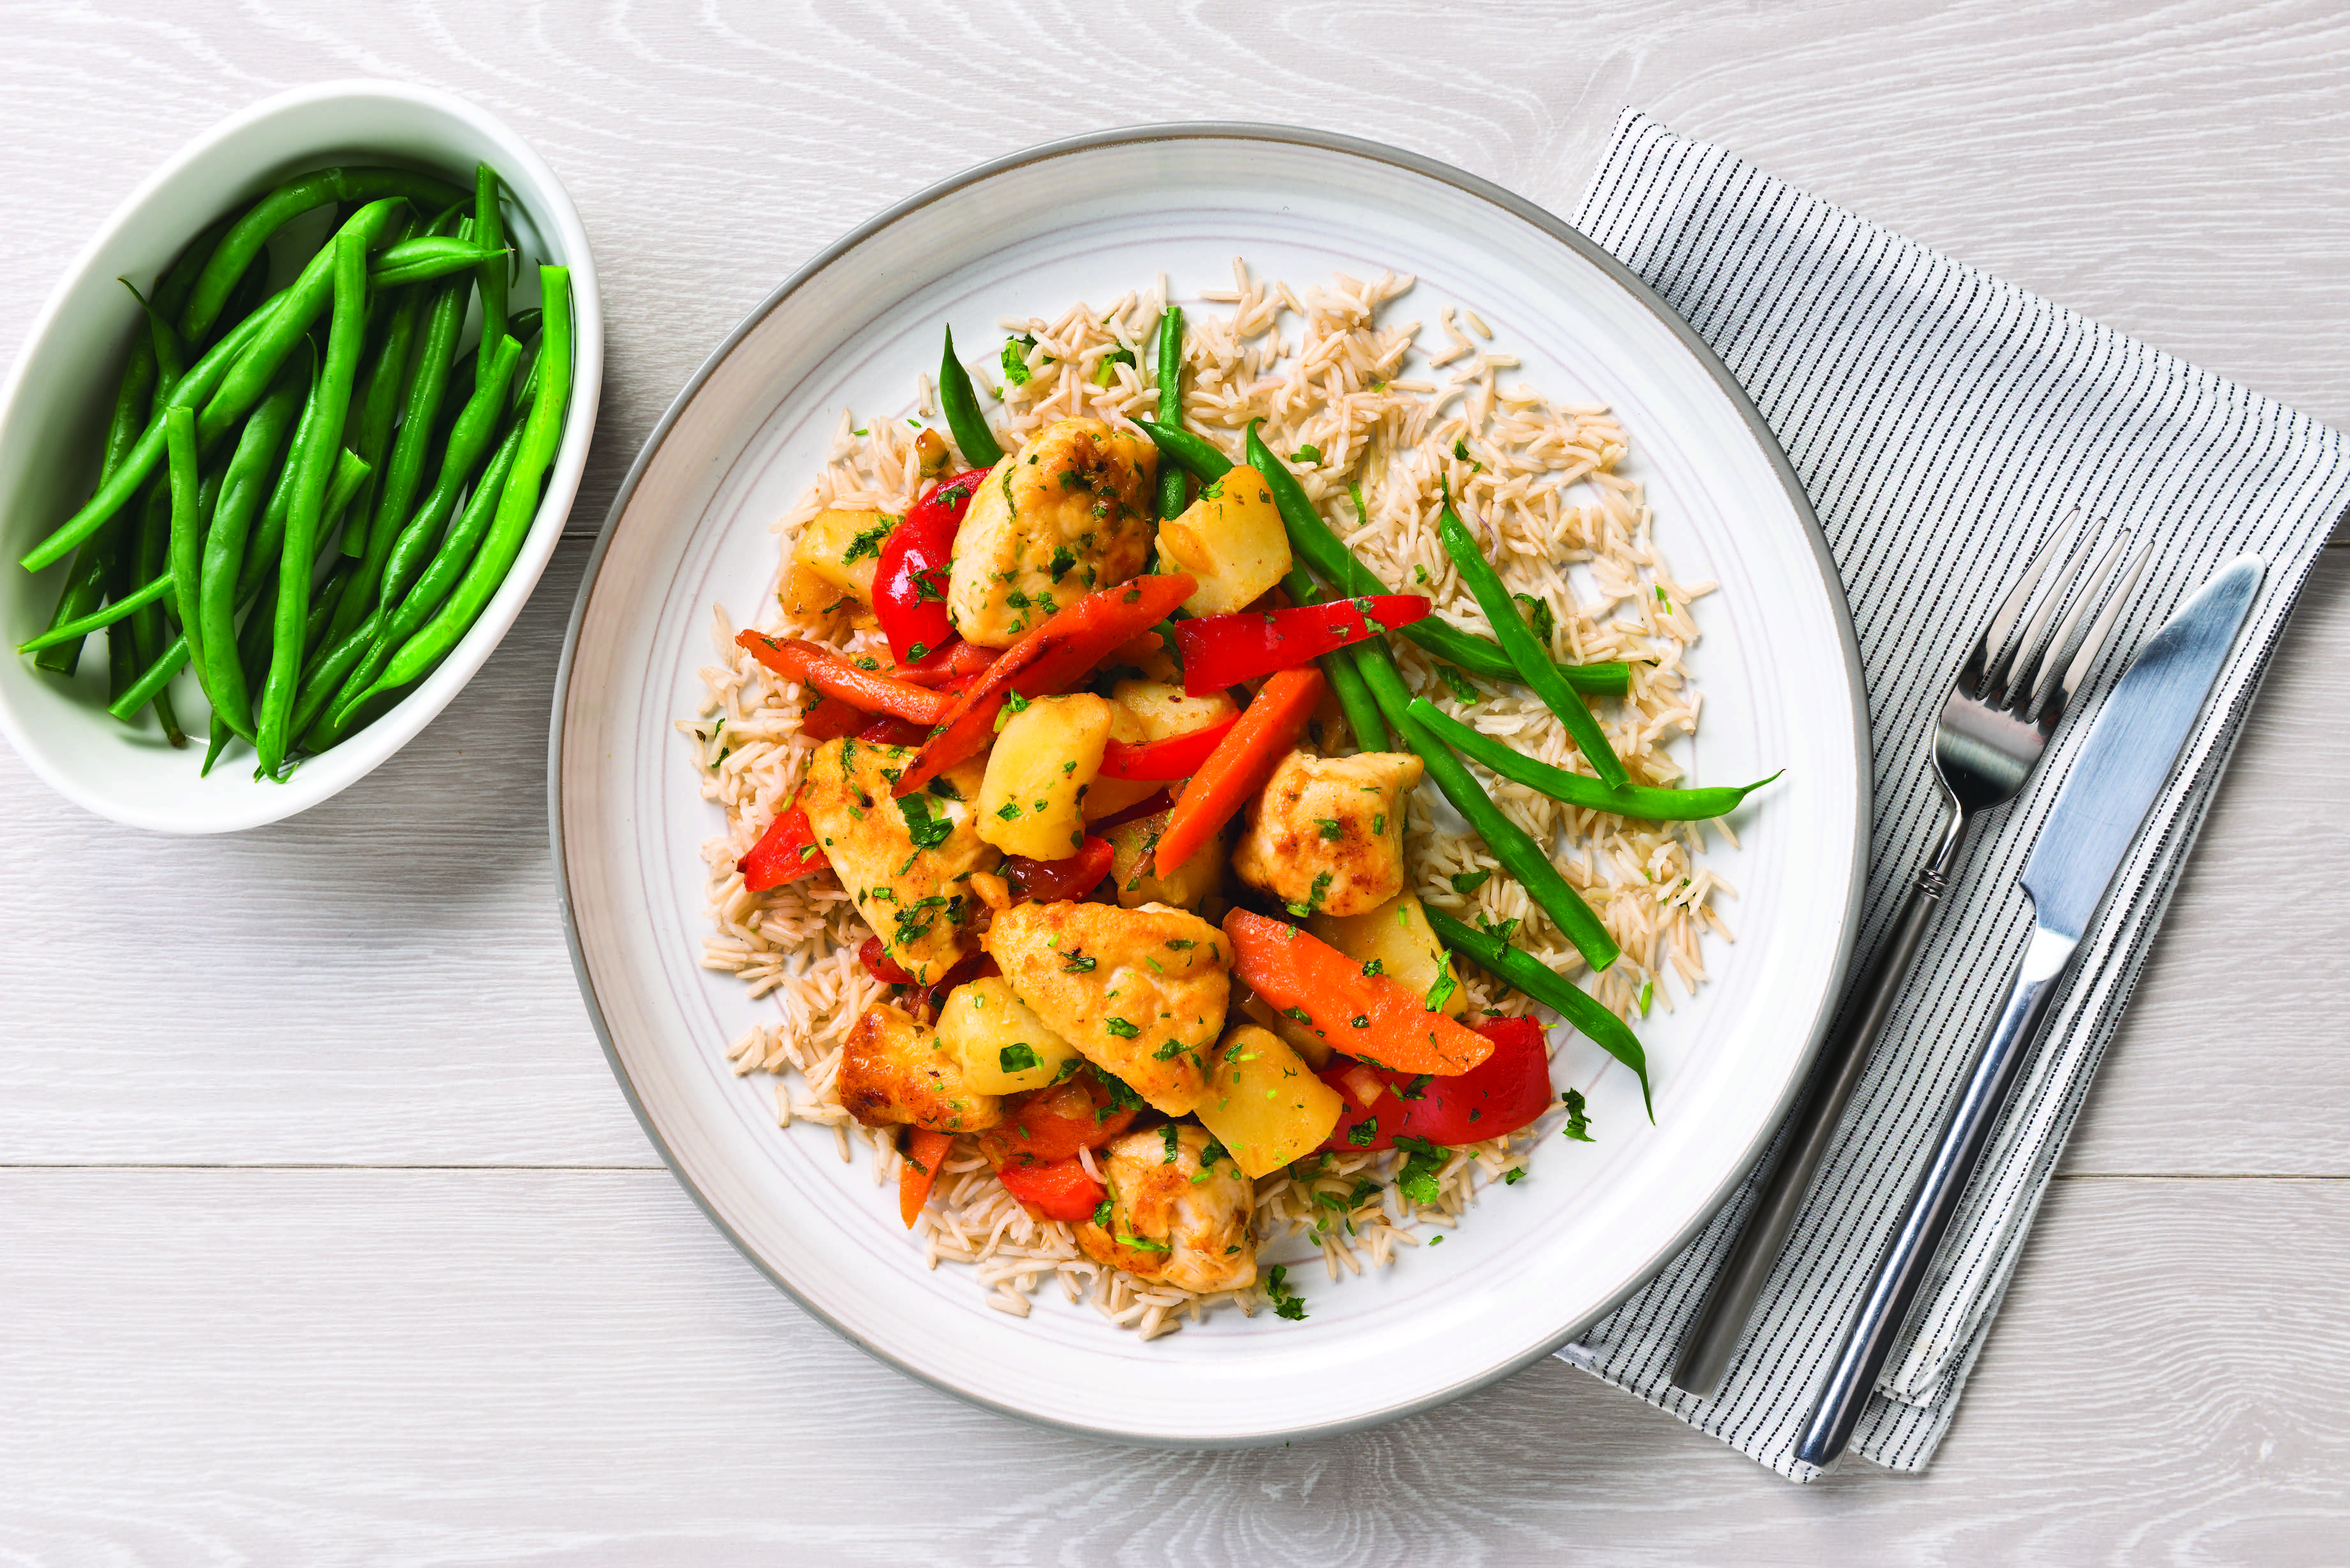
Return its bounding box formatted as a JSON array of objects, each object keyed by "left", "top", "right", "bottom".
[
  {"left": 2051, "top": 537, "right": 2152, "bottom": 719},
  {"left": 2026, "top": 527, "right": 2130, "bottom": 720},
  {"left": 2004, "top": 515, "right": 2104, "bottom": 709},
  {"left": 1980, "top": 509, "right": 2082, "bottom": 698}
]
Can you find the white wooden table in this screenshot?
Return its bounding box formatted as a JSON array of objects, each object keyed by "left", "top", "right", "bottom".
[{"left": 5, "top": 4, "right": 2346, "bottom": 1560}]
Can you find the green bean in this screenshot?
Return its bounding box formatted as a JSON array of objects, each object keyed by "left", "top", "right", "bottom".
[
  {"left": 257, "top": 229, "right": 368, "bottom": 776},
  {"left": 1138, "top": 418, "right": 1231, "bottom": 484},
  {"left": 339, "top": 277, "right": 426, "bottom": 561},
  {"left": 938, "top": 325, "right": 1003, "bottom": 468},
  {"left": 197, "top": 359, "right": 306, "bottom": 740},
  {"left": 126, "top": 479, "right": 183, "bottom": 744},
  {"left": 291, "top": 608, "right": 381, "bottom": 747},
  {"left": 109, "top": 449, "right": 369, "bottom": 726},
  {"left": 1406, "top": 699, "right": 1778, "bottom": 822},
  {"left": 1423, "top": 906, "right": 1652, "bottom": 1121},
  {"left": 181, "top": 166, "right": 467, "bottom": 341},
  {"left": 1353, "top": 633, "right": 1620, "bottom": 973},
  {"left": 32, "top": 327, "right": 159, "bottom": 674},
  {"left": 367, "top": 236, "right": 508, "bottom": 290},
  {"left": 333, "top": 267, "right": 467, "bottom": 639},
  {"left": 1238, "top": 424, "right": 1635, "bottom": 701},
  {"left": 237, "top": 349, "right": 323, "bottom": 605},
  {"left": 163, "top": 407, "right": 206, "bottom": 678},
  {"left": 1434, "top": 497, "right": 1627, "bottom": 788},
  {"left": 1281, "top": 567, "right": 1389, "bottom": 751},
  {"left": 475, "top": 163, "right": 507, "bottom": 396},
  {"left": 366, "top": 267, "right": 569, "bottom": 703},
  {"left": 13, "top": 568, "right": 176, "bottom": 652},
  {"left": 1155, "top": 305, "right": 1187, "bottom": 521},
  {"left": 124, "top": 279, "right": 187, "bottom": 394},
  {"left": 16, "top": 258, "right": 304, "bottom": 572}
]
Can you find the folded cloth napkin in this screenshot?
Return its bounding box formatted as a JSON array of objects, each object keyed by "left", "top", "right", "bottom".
[{"left": 1553, "top": 111, "right": 2350, "bottom": 1480}]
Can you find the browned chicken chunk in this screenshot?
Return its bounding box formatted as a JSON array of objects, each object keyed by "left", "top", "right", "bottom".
[
  {"left": 796, "top": 736, "right": 997, "bottom": 985},
  {"left": 1232, "top": 750, "right": 1425, "bottom": 918},
  {"left": 1074, "top": 1123, "right": 1256, "bottom": 1293},
  {"left": 839, "top": 1001, "right": 1002, "bottom": 1132},
  {"left": 946, "top": 418, "right": 1158, "bottom": 645},
  {"left": 982, "top": 900, "right": 1228, "bottom": 1115}
]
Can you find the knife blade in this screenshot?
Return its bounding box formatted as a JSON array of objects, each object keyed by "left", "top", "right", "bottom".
[{"left": 1793, "top": 554, "right": 2266, "bottom": 1471}]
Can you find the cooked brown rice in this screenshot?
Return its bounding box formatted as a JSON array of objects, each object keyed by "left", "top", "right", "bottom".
[{"left": 679, "top": 260, "right": 1730, "bottom": 1337}]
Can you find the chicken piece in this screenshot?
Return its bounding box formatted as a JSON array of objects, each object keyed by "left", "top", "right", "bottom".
[
  {"left": 982, "top": 900, "right": 1228, "bottom": 1116},
  {"left": 796, "top": 736, "right": 997, "bottom": 984},
  {"left": 1074, "top": 1123, "right": 1256, "bottom": 1293},
  {"left": 946, "top": 418, "right": 1158, "bottom": 646},
  {"left": 839, "top": 1001, "right": 1003, "bottom": 1132},
  {"left": 1232, "top": 750, "right": 1425, "bottom": 918}
]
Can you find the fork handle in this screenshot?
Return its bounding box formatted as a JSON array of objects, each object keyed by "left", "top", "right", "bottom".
[{"left": 1670, "top": 799, "right": 1969, "bottom": 1397}]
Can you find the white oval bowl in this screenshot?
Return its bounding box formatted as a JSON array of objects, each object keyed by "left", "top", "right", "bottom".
[
  {"left": 0, "top": 79, "right": 601, "bottom": 834},
  {"left": 555, "top": 125, "right": 1868, "bottom": 1445}
]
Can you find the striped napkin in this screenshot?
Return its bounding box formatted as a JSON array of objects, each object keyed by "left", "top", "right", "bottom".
[{"left": 1553, "top": 111, "right": 2350, "bottom": 1480}]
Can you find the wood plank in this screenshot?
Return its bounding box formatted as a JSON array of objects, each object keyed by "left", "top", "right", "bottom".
[{"left": 0, "top": 1168, "right": 2339, "bottom": 1559}]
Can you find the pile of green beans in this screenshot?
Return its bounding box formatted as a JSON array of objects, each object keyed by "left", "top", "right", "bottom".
[{"left": 15, "top": 160, "right": 575, "bottom": 781}]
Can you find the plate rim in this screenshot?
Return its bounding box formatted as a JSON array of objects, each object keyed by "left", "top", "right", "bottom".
[{"left": 547, "top": 120, "right": 1871, "bottom": 1446}]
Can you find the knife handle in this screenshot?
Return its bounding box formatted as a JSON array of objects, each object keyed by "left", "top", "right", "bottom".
[
  {"left": 1793, "top": 923, "right": 2077, "bottom": 1470},
  {"left": 1670, "top": 798, "right": 1969, "bottom": 1397}
]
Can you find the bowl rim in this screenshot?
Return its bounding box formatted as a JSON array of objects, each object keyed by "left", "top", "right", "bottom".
[
  {"left": 548, "top": 120, "right": 1870, "bottom": 1445},
  {"left": 0, "top": 76, "right": 602, "bottom": 834}
]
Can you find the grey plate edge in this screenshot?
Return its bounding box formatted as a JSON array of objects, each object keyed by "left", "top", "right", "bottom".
[{"left": 544, "top": 119, "right": 1873, "bottom": 1450}]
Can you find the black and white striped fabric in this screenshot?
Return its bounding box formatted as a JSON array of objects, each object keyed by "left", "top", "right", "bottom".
[{"left": 1553, "top": 111, "right": 2350, "bottom": 1480}]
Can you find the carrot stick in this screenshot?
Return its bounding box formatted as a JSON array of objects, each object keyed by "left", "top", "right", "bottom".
[
  {"left": 737, "top": 632, "right": 954, "bottom": 724},
  {"left": 892, "top": 573, "right": 1196, "bottom": 797},
  {"left": 1152, "top": 666, "right": 1323, "bottom": 875},
  {"left": 1222, "top": 909, "right": 1495, "bottom": 1076},
  {"left": 899, "top": 1128, "right": 954, "bottom": 1228}
]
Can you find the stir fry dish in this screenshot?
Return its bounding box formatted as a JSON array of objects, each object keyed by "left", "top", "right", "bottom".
[{"left": 686, "top": 263, "right": 1768, "bottom": 1337}]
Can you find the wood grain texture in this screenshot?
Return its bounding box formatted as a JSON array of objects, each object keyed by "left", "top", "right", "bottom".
[
  {"left": 3, "top": 0, "right": 2349, "bottom": 1554},
  {"left": 0, "top": 1170, "right": 2341, "bottom": 1565}
]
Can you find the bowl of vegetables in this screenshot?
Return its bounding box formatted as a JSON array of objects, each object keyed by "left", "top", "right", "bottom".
[{"left": 0, "top": 79, "right": 600, "bottom": 833}]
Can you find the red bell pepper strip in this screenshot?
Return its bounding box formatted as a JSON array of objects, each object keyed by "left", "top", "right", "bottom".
[
  {"left": 900, "top": 1128, "right": 954, "bottom": 1227},
  {"left": 994, "top": 1155, "right": 1106, "bottom": 1222},
  {"left": 1098, "top": 716, "right": 1238, "bottom": 780},
  {"left": 1171, "top": 594, "right": 1430, "bottom": 696},
  {"left": 737, "top": 632, "right": 954, "bottom": 725},
  {"left": 977, "top": 1071, "right": 1141, "bottom": 1165},
  {"left": 1315, "top": 1016, "right": 1554, "bottom": 1152},
  {"left": 874, "top": 467, "right": 989, "bottom": 664},
  {"left": 892, "top": 573, "right": 1197, "bottom": 797},
  {"left": 1223, "top": 908, "right": 1496, "bottom": 1076},
  {"left": 1001, "top": 836, "right": 1114, "bottom": 903},
  {"left": 1152, "top": 667, "right": 1322, "bottom": 876},
  {"left": 855, "top": 713, "right": 935, "bottom": 748},
  {"left": 798, "top": 695, "right": 866, "bottom": 741},
  {"left": 739, "top": 807, "right": 829, "bottom": 890},
  {"left": 858, "top": 934, "right": 916, "bottom": 986}
]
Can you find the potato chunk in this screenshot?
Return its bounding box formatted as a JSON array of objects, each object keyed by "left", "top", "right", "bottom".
[
  {"left": 1155, "top": 465, "right": 1291, "bottom": 615},
  {"left": 1104, "top": 809, "right": 1223, "bottom": 912},
  {"left": 1111, "top": 679, "right": 1239, "bottom": 743},
  {"left": 1310, "top": 892, "right": 1466, "bottom": 1017},
  {"left": 983, "top": 900, "right": 1228, "bottom": 1116},
  {"left": 793, "top": 507, "right": 893, "bottom": 607},
  {"left": 1074, "top": 1124, "right": 1255, "bottom": 1292},
  {"left": 840, "top": 1001, "right": 1002, "bottom": 1132},
  {"left": 946, "top": 419, "right": 1158, "bottom": 646},
  {"left": 797, "top": 737, "right": 996, "bottom": 984},
  {"left": 936, "top": 976, "right": 1083, "bottom": 1094},
  {"left": 977, "top": 693, "right": 1115, "bottom": 860},
  {"left": 1197, "top": 1024, "right": 1345, "bottom": 1178},
  {"left": 1231, "top": 750, "right": 1425, "bottom": 918}
]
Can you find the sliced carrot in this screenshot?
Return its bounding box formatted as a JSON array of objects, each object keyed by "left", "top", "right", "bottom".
[
  {"left": 1151, "top": 666, "right": 1323, "bottom": 876},
  {"left": 1222, "top": 909, "right": 1496, "bottom": 1077},
  {"left": 899, "top": 1128, "right": 954, "bottom": 1228},
  {"left": 737, "top": 632, "right": 954, "bottom": 725},
  {"left": 891, "top": 573, "right": 1196, "bottom": 797}
]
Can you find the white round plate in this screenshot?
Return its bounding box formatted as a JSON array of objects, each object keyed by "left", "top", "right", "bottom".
[{"left": 553, "top": 125, "right": 1867, "bottom": 1445}]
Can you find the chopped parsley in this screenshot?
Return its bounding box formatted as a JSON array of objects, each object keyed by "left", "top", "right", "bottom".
[
  {"left": 1048, "top": 545, "right": 1076, "bottom": 582},
  {"left": 1394, "top": 1136, "right": 1446, "bottom": 1208},
  {"left": 893, "top": 894, "right": 949, "bottom": 943},
  {"left": 1152, "top": 1037, "right": 1186, "bottom": 1061},
  {"left": 1346, "top": 1119, "right": 1378, "bottom": 1148},
  {"left": 1315, "top": 817, "right": 1343, "bottom": 841},
  {"left": 1561, "top": 1088, "right": 1595, "bottom": 1143},
  {"left": 926, "top": 776, "right": 961, "bottom": 801},
  {"left": 1438, "top": 665, "right": 1480, "bottom": 705},
  {"left": 995, "top": 801, "right": 1021, "bottom": 820},
  {"left": 1513, "top": 592, "right": 1554, "bottom": 644},
  {"left": 1266, "top": 1264, "right": 1308, "bottom": 1321},
  {"left": 1000, "top": 333, "right": 1044, "bottom": 386},
  {"left": 895, "top": 792, "right": 952, "bottom": 851},
  {"left": 1104, "top": 1018, "right": 1140, "bottom": 1039},
  {"left": 1360, "top": 958, "right": 1384, "bottom": 977},
  {"left": 998, "top": 1043, "right": 1042, "bottom": 1074},
  {"left": 1161, "top": 1123, "right": 1180, "bottom": 1162},
  {"left": 1092, "top": 345, "right": 1135, "bottom": 386},
  {"left": 839, "top": 519, "right": 893, "bottom": 565},
  {"left": 1164, "top": 938, "right": 1195, "bottom": 951},
  {"left": 1423, "top": 968, "right": 1459, "bottom": 1014},
  {"left": 1061, "top": 952, "right": 1097, "bottom": 974},
  {"left": 1292, "top": 444, "right": 1322, "bottom": 463},
  {"left": 1285, "top": 870, "right": 1335, "bottom": 919},
  {"left": 1638, "top": 979, "right": 1654, "bottom": 1016},
  {"left": 1475, "top": 912, "right": 1521, "bottom": 943},
  {"left": 1091, "top": 1197, "right": 1114, "bottom": 1228},
  {"left": 1450, "top": 870, "right": 1492, "bottom": 895},
  {"left": 1503, "top": 1166, "right": 1527, "bottom": 1185},
  {"left": 1397, "top": 1074, "right": 1433, "bottom": 1102}
]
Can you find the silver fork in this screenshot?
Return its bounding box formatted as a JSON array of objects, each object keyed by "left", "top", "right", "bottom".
[{"left": 1670, "top": 510, "right": 2147, "bottom": 1398}]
